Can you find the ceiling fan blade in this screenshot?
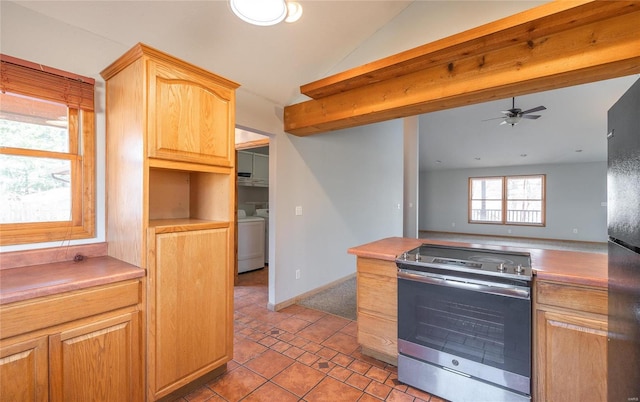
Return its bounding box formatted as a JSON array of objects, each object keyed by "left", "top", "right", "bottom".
[
  {"left": 482, "top": 116, "right": 507, "bottom": 121},
  {"left": 520, "top": 105, "right": 546, "bottom": 114},
  {"left": 522, "top": 114, "right": 541, "bottom": 119}
]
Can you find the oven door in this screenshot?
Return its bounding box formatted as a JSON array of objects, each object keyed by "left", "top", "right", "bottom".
[{"left": 398, "top": 270, "right": 531, "bottom": 394}]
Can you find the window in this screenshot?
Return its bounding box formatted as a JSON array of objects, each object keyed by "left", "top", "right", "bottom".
[
  {"left": 469, "top": 175, "right": 545, "bottom": 226},
  {"left": 0, "top": 55, "right": 95, "bottom": 245}
]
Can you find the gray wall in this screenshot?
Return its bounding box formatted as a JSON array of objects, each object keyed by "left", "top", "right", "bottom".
[
  {"left": 270, "top": 120, "right": 404, "bottom": 306},
  {"left": 419, "top": 162, "right": 608, "bottom": 242}
]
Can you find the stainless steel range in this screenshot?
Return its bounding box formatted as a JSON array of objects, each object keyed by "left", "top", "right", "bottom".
[{"left": 396, "top": 244, "right": 532, "bottom": 402}]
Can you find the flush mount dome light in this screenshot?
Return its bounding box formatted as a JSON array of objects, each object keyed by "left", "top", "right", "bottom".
[
  {"left": 285, "top": 1, "right": 303, "bottom": 23},
  {"left": 230, "top": 0, "right": 288, "bottom": 26}
]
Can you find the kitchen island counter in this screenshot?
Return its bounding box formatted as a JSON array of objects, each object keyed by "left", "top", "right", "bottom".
[{"left": 348, "top": 236, "right": 607, "bottom": 288}]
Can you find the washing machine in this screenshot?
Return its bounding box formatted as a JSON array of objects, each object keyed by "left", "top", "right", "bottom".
[{"left": 237, "top": 210, "right": 265, "bottom": 273}]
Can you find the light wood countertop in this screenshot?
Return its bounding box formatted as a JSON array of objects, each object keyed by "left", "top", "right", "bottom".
[
  {"left": 0, "top": 256, "right": 144, "bottom": 305},
  {"left": 348, "top": 237, "right": 607, "bottom": 288}
]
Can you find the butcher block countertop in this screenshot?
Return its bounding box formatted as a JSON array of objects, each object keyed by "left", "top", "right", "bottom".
[
  {"left": 348, "top": 237, "right": 607, "bottom": 288},
  {"left": 0, "top": 256, "right": 144, "bottom": 305}
]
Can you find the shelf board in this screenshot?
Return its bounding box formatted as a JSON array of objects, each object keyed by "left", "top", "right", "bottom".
[{"left": 148, "top": 219, "right": 230, "bottom": 234}]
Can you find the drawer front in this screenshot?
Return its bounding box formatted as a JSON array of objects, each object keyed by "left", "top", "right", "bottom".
[
  {"left": 0, "top": 280, "right": 141, "bottom": 340},
  {"left": 358, "top": 272, "right": 397, "bottom": 320},
  {"left": 357, "top": 257, "right": 397, "bottom": 279},
  {"left": 535, "top": 280, "right": 607, "bottom": 315}
]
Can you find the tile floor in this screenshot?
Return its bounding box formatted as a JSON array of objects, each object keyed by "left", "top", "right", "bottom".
[{"left": 176, "top": 267, "right": 446, "bottom": 402}]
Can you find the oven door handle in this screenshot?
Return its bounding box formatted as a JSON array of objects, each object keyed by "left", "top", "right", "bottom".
[{"left": 398, "top": 270, "right": 530, "bottom": 299}]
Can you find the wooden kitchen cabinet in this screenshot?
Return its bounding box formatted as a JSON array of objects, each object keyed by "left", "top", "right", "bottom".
[
  {"left": 101, "top": 43, "right": 238, "bottom": 401},
  {"left": 356, "top": 257, "right": 398, "bottom": 365},
  {"left": 147, "top": 58, "right": 235, "bottom": 167},
  {"left": 49, "top": 312, "right": 140, "bottom": 402},
  {"left": 0, "top": 336, "right": 48, "bottom": 401},
  {"left": 534, "top": 280, "right": 608, "bottom": 402},
  {"left": 146, "top": 225, "right": 233, "bottom": 397},
  {"left": 0, "top": 280, "right": 142, "bottom": 402}
]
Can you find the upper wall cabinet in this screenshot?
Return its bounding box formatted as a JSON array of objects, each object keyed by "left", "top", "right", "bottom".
[
  {"left": 148, "top": 59, "right": 236, "bottom": 166},
  {"left": 102, "top": 43, "right": 239, "bottom": 168},
  {"left": 237, "top": 151, "right": 268, "bottom": 187}
]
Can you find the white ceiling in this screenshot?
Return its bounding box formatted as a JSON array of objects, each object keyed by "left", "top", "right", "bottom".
[
  {"left": 420, "top": 75, "right": 639, "bottom": 171},
  {"left": 5, "top": 1, "right": 639, "bottom": 171}
]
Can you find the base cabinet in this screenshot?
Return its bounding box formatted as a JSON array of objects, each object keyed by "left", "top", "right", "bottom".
[
  {"left": 0, "top": 336, "right": 48, "bottom": 401},
  {"left": 49, "top": 313, "right": 140, "bottom": 402},
  {"left": 147, "top": 227, "right": 233, "bottom": 399},
  {"left": 356, "top": 258, "right": 398, "bottom": 365},
  {"left": 0, "top": 280, "right": 142, "bottom": 402},
  {"left": 534, "top": 280, "right": 608, "bottom": 402}
]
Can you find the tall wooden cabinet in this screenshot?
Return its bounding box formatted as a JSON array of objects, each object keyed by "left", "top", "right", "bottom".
[{"left": 101, "top": 43, "right": 239, "bottom": 401}]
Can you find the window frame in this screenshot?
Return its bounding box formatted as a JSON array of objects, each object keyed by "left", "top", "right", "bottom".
[
  {"left": 468, "top": 174, "right": 546, "bottom": 227},
  {"left": 0, "top": 55, "right": 95, "bottom": 245}
]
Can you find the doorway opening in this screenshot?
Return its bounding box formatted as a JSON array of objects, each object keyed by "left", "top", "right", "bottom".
[{"left": 235, "top": 128, "right": 271, "bottom": 293}]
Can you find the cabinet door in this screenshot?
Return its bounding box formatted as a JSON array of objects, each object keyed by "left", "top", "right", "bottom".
[
  {"left": 0, "top": 336, "right": 48, "bottom": 402},
  {"left": 147, "top": 59, "right": 235, "bottom": 167},
  {"left": 149, "top": 228, "right": 232, "bottom": 398},
  {"left": 237, "top": 151, "right": 253, "bottom": 175},
  {"left": 49, "top": 312, "right": 141, "bottom": 402},
  {"left": 536, "top": 310, "right": 607, "bottom": 402},
  {"left": 252, "top": 153, "right": 269, "bottom": 186}
]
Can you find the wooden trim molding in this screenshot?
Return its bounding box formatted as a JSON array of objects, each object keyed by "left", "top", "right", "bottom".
[
  {"left": 284, "top": 1, "right": 640, "bottom": 136},
  {"left": 235, "top": 138, "right": 269, "bottom": 150}
]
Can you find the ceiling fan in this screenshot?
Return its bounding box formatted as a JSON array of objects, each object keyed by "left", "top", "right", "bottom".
[{"left": 484, "top": 97, "right": 547, "bottom": 126}]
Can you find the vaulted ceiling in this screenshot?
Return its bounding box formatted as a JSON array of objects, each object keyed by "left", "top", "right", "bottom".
[{"left": 3, "top": 1, "right": 639, "bottom": 171}]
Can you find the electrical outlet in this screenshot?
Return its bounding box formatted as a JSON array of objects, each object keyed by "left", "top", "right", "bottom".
[
  {"left": 295, "top": 206, "right": 303, "bottom": 216},
  {"left": 295, "top": 269, "right": 301, "bottom": 279},
  {"left": 451, "top": 222, "right": 456, "bottom": 227},
  {"left": 573, "top": 228, "right": 578, "bottom": 234}
]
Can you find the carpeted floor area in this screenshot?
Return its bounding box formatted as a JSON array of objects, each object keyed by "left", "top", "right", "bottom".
[{"left": 297, "top": 277, "right": 357, "bottom": 321}]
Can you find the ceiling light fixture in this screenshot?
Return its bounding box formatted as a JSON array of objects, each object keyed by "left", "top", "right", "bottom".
[
  {"left": 505, "top": 115, "right": 521, "bottom": 126},
  {"left": 285, "top": 1, "right": 303, "bottom": 23},
  {"left": 229, "top": 0, "right": 302, "bottom": 26}
]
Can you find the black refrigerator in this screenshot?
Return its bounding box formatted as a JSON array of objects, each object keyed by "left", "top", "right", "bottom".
[{"left": 607, "top": 77, "right": 640, "bottom": 402}]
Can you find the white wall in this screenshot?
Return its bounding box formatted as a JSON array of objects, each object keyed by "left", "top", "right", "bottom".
[
  {"left": 270, "top": 121, "right": 404, "bottom": 306},
  {"left": 419, "top": 162, "right": 608, "bottom": 242}
]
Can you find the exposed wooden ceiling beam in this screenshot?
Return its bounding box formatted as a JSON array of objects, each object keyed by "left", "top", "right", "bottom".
[{"left": 284, "top": 1, "right": 640, "bottom": 136}]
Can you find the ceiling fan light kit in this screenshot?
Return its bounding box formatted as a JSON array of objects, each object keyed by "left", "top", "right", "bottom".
[
  {"left": 487, "top": 97, "right": 547, "bottom": 127},
  {"left": 229, "top": 0, "right": 302, "bottom": 26}
]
